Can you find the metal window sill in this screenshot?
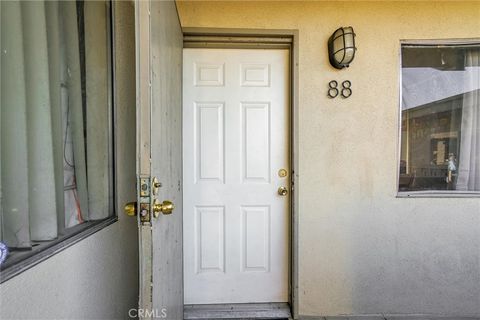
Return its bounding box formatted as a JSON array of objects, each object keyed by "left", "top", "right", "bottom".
[
  {"left": 0, "top": 216, "right": 117, "bottom": 284},
  {"left": 397, "top": 191, "right": 480, "bottom": 198}
]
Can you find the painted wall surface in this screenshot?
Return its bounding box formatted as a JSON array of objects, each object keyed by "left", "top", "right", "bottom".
[
  {"left": 177, "top": 1, "right": 480, "bottom": 317},
  {"left": 0, "top": 2, "right": 138, "bottom": 319}
]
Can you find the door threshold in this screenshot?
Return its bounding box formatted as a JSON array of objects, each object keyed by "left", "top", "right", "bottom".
[{"left": 184, "top": 302, "right": 291, "bottom": 320}]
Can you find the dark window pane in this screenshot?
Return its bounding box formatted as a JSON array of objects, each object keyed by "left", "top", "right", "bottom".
[{"left": 400, "top": 44, "right": 480, "bottom": 192}]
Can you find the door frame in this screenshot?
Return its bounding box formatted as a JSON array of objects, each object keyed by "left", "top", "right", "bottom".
[{"left": 182, "top": 28, "right": 300, "bottom": 319}]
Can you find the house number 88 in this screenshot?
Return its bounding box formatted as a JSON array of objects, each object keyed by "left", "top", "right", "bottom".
[{"left": 328, "top": 80, "right": 352, "bottom": 99}]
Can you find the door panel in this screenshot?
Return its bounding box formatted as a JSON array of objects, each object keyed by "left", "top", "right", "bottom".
[
  {"left": 183, "top": 49, "right": 290, "bottom": 304},
  {"left": 150, "top": 1, "right": 183, "bottom": 318},
  {"left": 136, "top": 1, "right": 183, "bottom": 319}
]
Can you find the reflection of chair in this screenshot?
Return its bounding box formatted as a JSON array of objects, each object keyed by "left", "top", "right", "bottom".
[{"left": 399, "top": 173, "right": 416, "bottom": 190}]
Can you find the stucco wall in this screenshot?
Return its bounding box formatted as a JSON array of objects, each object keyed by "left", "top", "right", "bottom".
[
  {"left": 0, "top": 2, "right": 138, "bottom": 319},
  {"left": 177, "top": 1, "right": 480, "bottom": 317}
]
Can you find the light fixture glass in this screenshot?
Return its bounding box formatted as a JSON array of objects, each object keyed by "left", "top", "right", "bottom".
[{"left": 328, "top": 26, "right": 357, "bottom": 69}]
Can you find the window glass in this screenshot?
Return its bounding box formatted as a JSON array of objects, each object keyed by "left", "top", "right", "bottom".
[
  {"left": 400, "top": 44, "right": 480, "bottom": 192},
  {"left": 1, "top": 1, "right": 112, "bottom": 262}
]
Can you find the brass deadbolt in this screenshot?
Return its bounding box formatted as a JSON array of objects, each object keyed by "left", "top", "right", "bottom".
[{"left": 152, "top": 177, "right": 162, "bottom": 195}]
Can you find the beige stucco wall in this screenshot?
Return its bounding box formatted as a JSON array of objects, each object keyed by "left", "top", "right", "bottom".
[
  {"left": 177, "top": 1, "right": 480, "bottom": 317},
  {"left": 0, "top": 2, "right": 138, "bottom": 319}
]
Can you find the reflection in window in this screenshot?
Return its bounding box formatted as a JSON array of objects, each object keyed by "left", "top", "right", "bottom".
[
  {"left": 1, "top": 1, "right": 112, "bottom": 252},
  {"left": 400, "top": 44, "right": 480, "bottom": 192}
]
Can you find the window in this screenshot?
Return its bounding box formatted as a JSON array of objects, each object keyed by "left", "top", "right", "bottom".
[
  {"left": 399, "top": 42, "right": 480, "bottom": 194},
  {"left": 0, "top": 1, "right": 114, "bottom": 279}
]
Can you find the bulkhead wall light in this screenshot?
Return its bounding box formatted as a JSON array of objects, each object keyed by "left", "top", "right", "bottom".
[{"left": 328, "top": 26, "right": 357, "bottom": 69}]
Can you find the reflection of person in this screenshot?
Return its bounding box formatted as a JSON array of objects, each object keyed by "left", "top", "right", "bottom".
[{"left": 446, "top": 153, "right": 457, "bottom": 187}]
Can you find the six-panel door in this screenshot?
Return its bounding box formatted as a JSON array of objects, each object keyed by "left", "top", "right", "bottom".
[{"left": 183, "top": 48, "right": 290, "bottom": 304}]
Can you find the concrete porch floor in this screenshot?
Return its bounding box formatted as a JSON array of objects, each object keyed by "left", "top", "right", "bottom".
[{"left": 303, "top": 317, "right": 480, "bottom": 320}]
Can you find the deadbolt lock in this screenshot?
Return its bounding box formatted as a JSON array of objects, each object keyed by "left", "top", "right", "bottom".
[
  {"left": 152, "top": 177, "right": 162, "bottom": 195},
  {"left": 153, "top": 199, "right": 175, "bottom": 218}
]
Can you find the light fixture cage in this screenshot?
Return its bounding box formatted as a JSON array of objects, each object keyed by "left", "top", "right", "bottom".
[{"left": 328, "top": 26, "right": 357, "bottom": 69}]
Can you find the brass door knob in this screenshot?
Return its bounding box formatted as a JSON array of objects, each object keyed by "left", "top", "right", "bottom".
[
  {"left": 278, "top": 186, "right": 288, "bottom": 196},
  {"left": 153, "top": 200, "right": 174, "bottom": 218},
  {"left": 124, "top": 202, "right": 137, "bottom": 216}
]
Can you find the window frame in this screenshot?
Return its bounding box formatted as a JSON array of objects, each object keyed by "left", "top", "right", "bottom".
[
  {"left": 0, "top": 0, "right": 117, "bottom": 283},
  {"left": 397, "top": 38, "right": 480, "bottom": 198}
]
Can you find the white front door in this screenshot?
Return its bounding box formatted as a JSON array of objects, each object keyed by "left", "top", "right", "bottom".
[{"left": 183, "top": 48, "right": 290, "bottom": 304}]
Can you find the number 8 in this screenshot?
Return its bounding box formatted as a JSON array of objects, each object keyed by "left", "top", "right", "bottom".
[
  {"left": 341, "top": 80, "right": 352, "bottom": 98},
  {"left": 327, "top": 80, "right": 339, "bottom": 98}
]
